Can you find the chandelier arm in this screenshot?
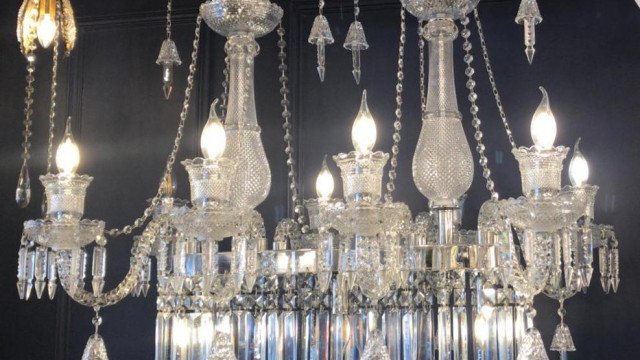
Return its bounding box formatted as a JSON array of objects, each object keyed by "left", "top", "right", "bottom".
[
  {"left": 384, "top": 6, "right": 406, "bottom": 203},
  {"left": 46, "top": 12, "right": 61, "bottom": 175},
  {"left": 461, "top": 16, "right": 499, "bottom": 200},
  {"left": 277, "top": 22, "right": 306, "bottom": 229},
  {"left": 105, "top": 15, "right": 203, "bottom": 238},
  {"left": 473, "top": 8, "right": 517, "bottom": 150},
  {"left": 55, "top": 220, "right": 160, "bottom": 308}
]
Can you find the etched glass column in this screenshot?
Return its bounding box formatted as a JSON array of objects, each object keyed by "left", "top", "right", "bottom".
[{"left": 200, "top": 0, "right": 283, "bottom": 210}]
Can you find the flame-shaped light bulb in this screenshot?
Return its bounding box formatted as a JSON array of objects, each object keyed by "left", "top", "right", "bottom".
[
  {"left": 315, "top": 155, "right": 334, "bottom": 201},
  {"left": 569, "top": 138, "right": 589, "bottom": 187},
  {"left": 531, "top": 86, "right": 557, "bottom": 149},
  {"left": 36, "top": 13, "right": 56, "bottom": 49},
  {"left": 351, "top": 90, "right": 377, "bottom": 154},
  {"left": 55, "top": 118, "right": 80, "bottom": 175},
  {"left": 201, "top": 99, "right": 227, "bottom": 160}
]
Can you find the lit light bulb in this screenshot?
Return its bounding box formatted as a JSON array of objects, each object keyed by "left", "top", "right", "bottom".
[
  {"left": 530, "top": 86, "right": 557, "bottom": 149},
  {"left": 36, "top": 13, "right": 56, "bottom": 49},
  {"left": 351, "top": 90, "right": 377, "bottom": 154},
  {"left": 474, "top": 314, "right": 489, "bottom": 344},
  {"left": 315, "top": 155, "right": 334, "bottom": 201},
  {"left": 201, "top": 99, "right": 226, "bottom": 160},
  {"left": 55, "top": 118, "right": 80, "bottom": 175},
  {"left": 569, "top": 137, "right": 589, "bottom": 187}
]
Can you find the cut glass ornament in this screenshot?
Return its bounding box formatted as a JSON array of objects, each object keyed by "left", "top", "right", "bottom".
[
  {"left": 208, "top": 332, "right": 238, "bottom": 360},
  {"left": 517, "top": 328, "right": 549, "bottom": 360},
  {"left": 343, "top": 21, "right": 369, "bottom": 84},
  {"left": 360, "top": 331, "right": 391, "bottom": 360},
  {"left": 81, "top": 334, "right": 109, "bottom": 360},
  {"left": 550, "top": 323, "right": 576, "bottom": 352}
]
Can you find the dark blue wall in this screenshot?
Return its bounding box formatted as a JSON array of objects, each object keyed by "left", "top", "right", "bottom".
[{"left": 0, "top": 0, "right": 638, "bottom": 359}]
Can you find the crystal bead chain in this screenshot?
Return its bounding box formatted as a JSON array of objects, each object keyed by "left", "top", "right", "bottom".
[
  {"left": 46, "top": 25, "right": 61, "bottom": 175},
  {"left": 105, "top": 15, "right": 202, "bottom": 237},
  {"left": 473, "top": 9, "right": 517, "bottom": 150},
  {"left": 219, "top": 56, "right": 230, "bottom": 120},
  {"left": 165, "top": 0, "right": 173, "bottom": 39},
  {"left": 353, "top": 0, "right": 360, "bottom": 21},
  {"left": 15, "top": 57, "right": 37, "bottom": 208},
  {"left": 461, "top": 16, "right": 499, "bottom": 200},
  {"left": 384, "top": 7, "right": 406, "bottom": 203},
  {"left": 277, "top": 23, "right": 307, "bottom": 231},
  {"left": 418, "top": 21, "right": 426, "bottom": 116}
]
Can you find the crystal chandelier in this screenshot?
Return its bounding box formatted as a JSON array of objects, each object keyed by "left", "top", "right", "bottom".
[{"left": 13, "top": 0, "right": 621, "bottom": 360}]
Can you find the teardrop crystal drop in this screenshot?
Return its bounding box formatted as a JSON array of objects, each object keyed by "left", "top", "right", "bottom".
[
  {"left": 16, "top": 162, "right": 31, "bottom": 208},
  {"left": 81, "top": 334, "right": 109, "bottom": 360}
]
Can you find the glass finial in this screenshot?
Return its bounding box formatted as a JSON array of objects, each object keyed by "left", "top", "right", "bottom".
[
  {"left": 308, "top": 12, "right": 334, "bottom": 82},
  {"left": 515, "top": 0, "right": 542, "bottom": 64}
]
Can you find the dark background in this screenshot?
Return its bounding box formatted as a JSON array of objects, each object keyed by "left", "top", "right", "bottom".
[{"left": 0, "top": 0, "right": 638, "bottom": 359}]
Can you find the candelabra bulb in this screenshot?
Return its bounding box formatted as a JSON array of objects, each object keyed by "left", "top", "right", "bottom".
[
  {"left": 351, "top": 90, "right": 377, "bottom": 154},
  {"left": 201, "top": 99, "right": 227, "bottom": 160},
  {"left": 315, "top": 155, "right": 334, "bottom": 201},
  {"left": 56, "top": 117, "right": 80, "bottom": 175},
  {"left": 569, "top": 137, "right": 589, "bottom": 186},
  {"left": 530, "top": 86, "right": 556, "bottom": 149}
]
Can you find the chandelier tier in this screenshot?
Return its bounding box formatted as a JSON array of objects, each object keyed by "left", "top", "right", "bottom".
[{"left": 13, "top": 0, "right": 620, "bottom": 360}]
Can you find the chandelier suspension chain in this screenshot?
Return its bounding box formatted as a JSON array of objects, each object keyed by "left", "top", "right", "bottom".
[
  {"left": 105, "top": 15, "right": 203, "bottom": 237},
  {"left": 277, "top": 23, "right": 306, "bottom": 229},
  {"left": 46, "top": 19, "right": 61, "bottom": 175},
  {"left": 165, "top": 0, "right": 173, "bottom": 39},
  {"left": 418, "top": 21, "right": 426, "bottom": 116},
  {"left": 219, "top": 57, "right": 230, "bottom": 120},
  {"left": 461, "top": 16, "right": 499, "bottom": 200},
  {"left": 20, "top": 60, "right": 36, "bottom": 168},
  {"left": 473, "top": 9, "right": 517, "bottom": 150},
  {"left": 384, "top": 6, "right": 406, "bottom": 203}
]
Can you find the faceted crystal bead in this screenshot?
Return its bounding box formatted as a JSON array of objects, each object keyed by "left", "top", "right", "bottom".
[
  {"left": 308, "top": 15, "right": 334, "bottom": 45},
  {"left": 81, "top": 334, "right": 109, "bottom": 360},
  {"left": 550, "top": 323, "right": 576, "bottom": 352},
  {"left": 15, "top": 162, "right": 31, "bottom": 208}
]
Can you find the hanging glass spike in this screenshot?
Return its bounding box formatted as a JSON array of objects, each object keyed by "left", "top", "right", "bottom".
[
  {"left": 156, "top": 0, "right": 181, "bottom": 100},
  {"left": 16, "top": 161, "right": 31, "bottom": 208},
  {"left": 517, "top": 328, "right": 549, "bottom": 360},
  {"left": 343, "top": 0, "right": 368, "bottom": 84},
  {"left": 360, "top": 331, "right": 391, "bottom": 360},
  {"left": 208, "top": 332, "right": 238, "bottom": 360},
  {"left": 308, "top": 0, "right": 334, "bottom": 82},
  {"left": 515, "top": 0, "right": 542, "bottom": 64}
]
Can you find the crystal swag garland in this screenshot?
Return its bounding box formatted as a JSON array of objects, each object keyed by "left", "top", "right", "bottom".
[{"left": 13, "top": 1, "right": 621, "bottom": 360}]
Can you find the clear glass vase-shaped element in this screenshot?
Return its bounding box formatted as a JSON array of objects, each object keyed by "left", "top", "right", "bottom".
[
  {"left": 412, "top": 19, "right": 473, "bottom": 207},
  {"left": 81, "top": 334, "right": 109, "bottom": 360},
  {"left": 222, "top": 33, "right": 271, "bottom": 210},
  {"left": 361, "top": 331, "right": 391, "bottom": 360}
]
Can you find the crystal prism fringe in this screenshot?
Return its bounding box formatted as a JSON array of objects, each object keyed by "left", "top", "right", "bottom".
[{"left": 81, "top": 334, "right": 109, "bottom": 360}]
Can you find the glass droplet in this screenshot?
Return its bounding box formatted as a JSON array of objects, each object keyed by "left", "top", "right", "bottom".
[{"left": 16, "top": 162, "right": 31, "bottom": 208}]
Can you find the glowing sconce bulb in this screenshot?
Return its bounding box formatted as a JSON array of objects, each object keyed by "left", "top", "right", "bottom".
[
  {"left": 569, "top": 138, "right": 589, "bottom": 187},
  {"left": 474, "top": 314, "right": 489, "bottom": 344},
  {"left": 201, "top": 99, "right": 227, "bottom": 160},
  {"left": 315, "top": 155, "right": 334, "bottom": 201},
  {"left": 530, "top": 86, "right": 557, "bottom": 149},
  {"left": 36, "top": 13, "right": 56, "bottom": 49},
  {"left": 55, "top": 118, "right": 80, "bottom": 175},
  {"left": 351, "top": 90, "right": 377, "bottom": 154}
]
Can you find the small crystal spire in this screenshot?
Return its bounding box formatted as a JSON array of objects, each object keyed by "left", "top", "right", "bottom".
[
  {"left": 343, "top": 21, "right": 369, "bottom": 85},
  {"left": 156, "top": 39, "right": 182, "bottom": 100},
  {"left": 15, "top": 161, "right": 31, "bottom": 208},
  {"left": 308, "top": 13, "right": 334, "bottom": 82},
  {"left": 515, "top": 0, "right": 542, "bottom": 64}
]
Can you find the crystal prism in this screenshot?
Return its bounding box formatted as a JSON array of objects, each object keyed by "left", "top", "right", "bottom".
[
  {"left": 343, "top": 21, "right": 369, "bottom": 85},
  {"left": 550, "top": 323, "right": 576, "bottom": 352},
  {"left": 517, "top": 328, "right": 549, "bottom": 360},
  {"left": 81, "top": 334, "right": 109, "bottom": 360},
  {"left": 15, "top": 162, "right": 31, "bottom": 208},
  {"left": 308, "top": 15, "right": 334, "bottom": 82},
  {"left": 360, "top": 331, "right": 391, "bottom": 360},
  {"left": 208, "top": 332, "right": 237, "bottom": 360}
]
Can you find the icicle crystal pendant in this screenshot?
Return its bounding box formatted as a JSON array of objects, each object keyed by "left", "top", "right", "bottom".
[
  {"left": 361, "top": 331, "right": 391, "bottom": 360},
  {"left": 156, "top": 39, "right": 182, "bottom": 99},
  {"left": 515, "top": 0, "right": 542, "bottom": 64},
  {"left": 343, "top": 21, "right": 369, "bottom": 85},
  {"left": 16, "top": 161, "right": 31, "bottom": 208},
  {"left": 82, "top": 334, "right": 109, "bottom": 360},
  {"left": 308, "top": 15, "right": 334, "bottom": 82}
]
